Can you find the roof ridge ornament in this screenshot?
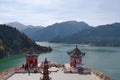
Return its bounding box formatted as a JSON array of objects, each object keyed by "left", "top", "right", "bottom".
[{"left": 76, "top": 45, "right": 78, "bottom": 48}]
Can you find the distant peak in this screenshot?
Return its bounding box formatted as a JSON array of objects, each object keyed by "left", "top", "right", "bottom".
[
  {"left": 52, "top": 20, "right": 88, "bottom": 25},
  {"left": 7, "top": 21, "right": 23, "bottom": 25},
  {"left": 64, "top": 20, "right": 78, "bottom": 23},
  {"left": 97, "top": 22, "right": 120, "bottom": 27},
  {"left": 112, "top": 22, "right": 120, "bottom": 25},
  {"left": 10, "top": 21, "right": 21, "bottom": 23},
  {"left": 6, "top": 22, "right": 25, "bottom": 27},
  {"left": 62, "top": 20, "right": 80, "bottom": 23}
]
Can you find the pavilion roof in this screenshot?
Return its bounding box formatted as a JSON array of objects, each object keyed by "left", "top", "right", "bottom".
[
  {"left": 25, "top": 47, "right": 39, "bottom": 57},
  {"left": 68, "top": 46, "right": 85, "bottom": 57}
]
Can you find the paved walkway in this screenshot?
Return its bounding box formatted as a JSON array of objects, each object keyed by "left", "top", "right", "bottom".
[{"left": 7, "top": 70, "right": 100, "bottom": 80}]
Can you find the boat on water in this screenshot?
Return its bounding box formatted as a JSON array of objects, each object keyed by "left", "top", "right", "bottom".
[{"left": 0, "top": 47, "right": 112, "bottom": 80}]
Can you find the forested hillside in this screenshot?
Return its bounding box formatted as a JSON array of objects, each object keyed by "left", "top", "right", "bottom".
[
  {"left": 0, "top": 24, "right": 52, "bottom": 58},
  {"left": 51, "top": 23, "right": 120, "bottom": 47}
]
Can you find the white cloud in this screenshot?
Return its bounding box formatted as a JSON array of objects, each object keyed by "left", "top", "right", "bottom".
[{"left": 0, "top": 0, "right": 120, "bottom": 26}]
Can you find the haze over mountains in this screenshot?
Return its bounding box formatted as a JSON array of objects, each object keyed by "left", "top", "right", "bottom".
[
  {"left": 6, "top": 21, "right": 120, "bottom": 47},
  {"left": 7, "top": 21, "right": 91, "bottom": 40},
  {"left": 6, "top": 22, "right": 43, "bottom": 31},
  {"left": 22, "top": 27, "right": 44, "bottom": 37},
  {"left": 51, "top": 22, "right": 120, "bottom": 46},
  {"left": 6, "top": 22, "right": 44, "bottom": 38},
  {"left": 31, "top": 21, "right": 91, "bottom": 41}
]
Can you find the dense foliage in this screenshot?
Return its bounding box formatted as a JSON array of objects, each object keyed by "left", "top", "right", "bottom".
[{"left": 0, "top": 24, "right": 52, "bottom": 58}]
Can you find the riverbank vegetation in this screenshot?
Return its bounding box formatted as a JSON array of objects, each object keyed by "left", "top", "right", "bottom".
[{"left": 0, "top": 24, "right": 52, "bottom": 59}]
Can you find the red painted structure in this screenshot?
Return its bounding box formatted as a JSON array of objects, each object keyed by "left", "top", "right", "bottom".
[
  {"left": 25, "top": 48, "right": 39, "bottom": 67},
  {"left": 68, "top": 46, "right": 85, "bottom": 67},
  {"left": 25, "top": 54, "right": 38, "bottom": 67},
  {"left": 40, "top": 58, "right": 51, "bottom": 80}
]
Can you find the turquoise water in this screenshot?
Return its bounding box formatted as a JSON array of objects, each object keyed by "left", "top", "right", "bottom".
[
  {"left": 37, "top": 42, "right": 120, "bottom": 80},
  {"left": 0, "top": 42, "right": 120, "bottom": 80},
  {"left": 0, "top": 54, "right": 25, "bottom": 72}
]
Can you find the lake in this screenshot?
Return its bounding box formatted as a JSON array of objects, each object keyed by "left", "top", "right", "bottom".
[{"left": 0, "top": 42, "right": 120, "bottom": 80}]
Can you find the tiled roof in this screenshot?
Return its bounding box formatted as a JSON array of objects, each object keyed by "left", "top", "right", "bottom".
[
  {"left": 25, "top": 47, "right": 39, "bottom": 57},
  {"left": 68, "top": 46, "right": 85, "bottom": 57}
]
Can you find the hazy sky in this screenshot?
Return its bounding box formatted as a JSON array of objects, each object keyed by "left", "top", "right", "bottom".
[{"left": 0, "top": 0, "right": 120, "bottom": 26}]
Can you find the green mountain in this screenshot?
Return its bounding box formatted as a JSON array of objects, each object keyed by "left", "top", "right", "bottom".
[
  {"left": 51, "top": 22, "right": 120, "bottom": 47},
  {"left": 31, "top": 21, "right": 91, "bottom": 41},
  {"left": 22, "top": 27, "right": 44, "bottom": 37},
  {"left": 0, "top": 24, "right": 52, "bottom": 58}
]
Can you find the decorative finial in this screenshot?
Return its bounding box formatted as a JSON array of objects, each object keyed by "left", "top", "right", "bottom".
[
  {"left": 44, "top": 58, "right": 48, "bottom": 63},
  {"left": 45, "top": 58, "right": 47, "bottom": 61},
  {"left": 76, "top": 45, "right": 78, "bottom": 48}
]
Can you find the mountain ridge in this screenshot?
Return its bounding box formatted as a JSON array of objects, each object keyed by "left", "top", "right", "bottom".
[
  {"left": 0, "top": 24, "right": 52, "bottom": 58},
  {"left": 5, "top": 21, "right": 120, "bottom": 47},
  {"left": 51, "top": 22, "right": 120, "bottom": 47},
  {"left": 6, "top": 22, "right": 44, "bottom": 31},
  {"left": 30, "top": 21, "right": 91, "bottom": 41}
]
